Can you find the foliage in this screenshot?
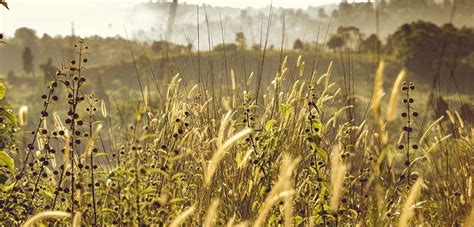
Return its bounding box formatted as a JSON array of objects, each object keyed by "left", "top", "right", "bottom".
[
  {"left": 359, "top": 34, "right": 381, "bottom": 53},
  {"left": 235, "top": 32, "right": 246, "bottom": 50},
  {"left": 293, "top": 39, "right": 304, "bottom": 50},
  {"left": 22, "top": 47, "right": 34, "bottom": 75},
  {"left": 327, "top": 35, "right": 345, "bottom": 51},
  {"left": 386, "top": 21, "right": 474, "bottom": 76},
  {"left": 0, "top": 38, "right": 471, "bottom": 226},
  {"left": 331, "top": 0, "right": 474, "bottom": 37},
  {"left": 0, "top": 80, "right": 18, "bottom": 190}
]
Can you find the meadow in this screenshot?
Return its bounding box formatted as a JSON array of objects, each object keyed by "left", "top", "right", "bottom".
[
  {"left": 0, "top": 37, "right": 471, "bottom": 226},
  {"left": 0, "top": 1, "right": 473, "bottom": 226}
]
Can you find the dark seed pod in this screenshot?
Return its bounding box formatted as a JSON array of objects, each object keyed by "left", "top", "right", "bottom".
[{"left": 404, "top": 160, "right": 410, "bottom": 166}]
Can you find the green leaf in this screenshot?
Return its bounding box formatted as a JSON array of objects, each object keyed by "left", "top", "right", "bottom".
[
  {"left": 42, "top": 189, "right": 55, "bottom": 200},
  {"left": 315, "top": 147, "right": 328, "bottom": 163},
  {"left": 0, "top": 82, "right": 6, "bottom": 100},
  {"left": 171, "top": 173, "right": 185, "bottom": 181},
  {"left": 310, "top": 142, "right": 328, "bottom": 163},
  {"left": 279, "top": 103, "right": 293, "bottom": 120},
  {"left": 94, "top": 152, "right": 108, "bottom": 158},
  {"left": 311, "top": 119, "right": 323, "bottom": 137},
  {"left": 140, "top": 133, "right": 160, "bottom": 141},
  {"left": 0, "top": 181, "right": 14, "bottom": 190},
  {"left": 169, "top": 198, "right": 185, "bottom": 204},
  {"left": 0, "top": 151, "right": 14, "bottom": 171},
  {"left": 0, "top": 106, "right": 17, "bottom": 126},
  {"left": 294, "top": 216, "right": 304, "bottom": 225},
  {"left": 265, "top": 119, "right": 277, "bottom": 131}
]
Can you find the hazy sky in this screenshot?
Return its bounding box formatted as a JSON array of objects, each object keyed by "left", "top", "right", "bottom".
[{"left": 0, "top": 0, "right": 354, "bottom": 37}]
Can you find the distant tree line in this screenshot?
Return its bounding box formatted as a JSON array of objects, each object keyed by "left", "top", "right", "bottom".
[{"left": 329, "top": 0, "right": 474, "bottom": 37}]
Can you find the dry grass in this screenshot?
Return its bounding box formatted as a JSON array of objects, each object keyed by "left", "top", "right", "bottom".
[{"left": 0, "top": 45, "right": 472, "bottom": 226}]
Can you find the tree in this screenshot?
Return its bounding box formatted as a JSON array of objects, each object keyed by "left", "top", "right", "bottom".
[
  {"left": 293, "top": 39, "right": 304, "bottom": 50},
  {"left": 336, "top": 26, "right": 363, "bottom": 50},
  {"left": 22, "top": 47, "right": 34, "bottom": 76},
  {"left": 14, "top": 27, "right": 38, "bottom": 45},
  {"left": 235, "top": 32, "right": 246, "bottom": 50},
  {"left": 214, "top": 43, "right": 237, "bottom": 52},
  {"left": 151, "top": 40, "right": 170, "bottom": 54},
  {"left": 359, "top": 34, "right": 381, "bottom": 53},
  {"left": 327, "top": 35, "right": 345, "bottom": 51},
  {"left": 318, "top": 8, "right": 328, "bottom": 19},
  {"left": 386, "top": 21, "right": 474, "bottom": 77}
]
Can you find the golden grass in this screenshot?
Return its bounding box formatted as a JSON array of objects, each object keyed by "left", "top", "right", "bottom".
[
  {"left": 204, "top": 110, "right": 253, "bottom": 185},
  {"left": 254, "top": 154, "right": 300, "bottom": 226},
  {"left": 329, "top": 145, "right": 347, "bottom": 211},
  {"left": 23, "top": 211, "right": 71, "bottom": 227},
  {"left": 398, "top": 178, "right": 424, "bottom": 227},
  {"left": 387, "top": 69, "right": 406, "bottom": 122},
  {"left": 170, "top": 205, "right": 196, "bottom": 227}
]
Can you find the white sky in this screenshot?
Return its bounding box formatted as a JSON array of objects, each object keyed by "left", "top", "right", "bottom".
[{"left": 0, "top": 0, "right": 353, "bottom": 37}]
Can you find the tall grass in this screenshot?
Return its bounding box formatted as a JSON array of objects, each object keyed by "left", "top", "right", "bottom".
[{"left": 0, "top": 37, "right": 472, "bottom": 226}]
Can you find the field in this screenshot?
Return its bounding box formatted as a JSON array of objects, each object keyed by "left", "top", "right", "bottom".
[{"left": 0, "top": 1, "right": 474, "bottom": 226}]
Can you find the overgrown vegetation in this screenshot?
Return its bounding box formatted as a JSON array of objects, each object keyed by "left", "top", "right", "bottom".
[
  {"left": 0, "top": 36, "right": 472, "bottom": 225},
  {"left": 0, "top": 0, "right": 473, "bottom": 226}
]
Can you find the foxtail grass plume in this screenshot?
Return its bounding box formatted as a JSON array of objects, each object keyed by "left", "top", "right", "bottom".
[
  {"left": 231, "top": 69, "right": 236, "bottom": 91},
  {"left": 387, "top": 69, "right": 406, "bottom": 122},
  {"left": 205, "top": 110, "right": 253, "bottom": 186},
  {"left": 204, "top": 199, "right": 220, "bottom": 227},
  {"left": 371, "top": 61, "right": 388, "bottom": 144},
  {"left": 169, "top": 205, "right": 196, "bottom": 227},
  {"left": 72, "top": 212, "right": 82, "bottom": 227},
  {"left": 23, "top": 211, "right": 71, "bottom": 227},
  {"left": 329, "top": 145, "right": 347, "bottom": 211},
  {"left": 205, "top": 127, "right": 252, "bottom": 185},
  {"left": 254, "top": 154, "right": 300, "bottom": 226},
  {"left": 100, "top": 100, "right": 107, "bottom": 118},
  {"left": 18, "top": 106, "right": 28, "bottom": 127},
  {"left": 398, "top": 178, "right": 424, "bottom": 227}
]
